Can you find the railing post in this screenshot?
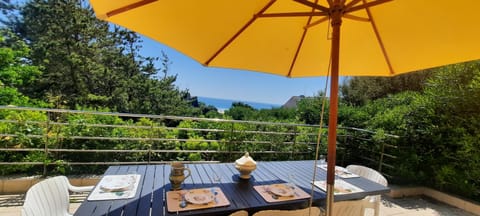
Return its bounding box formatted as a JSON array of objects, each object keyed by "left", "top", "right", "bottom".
[
  {"left": 290, "top": 126, "right": 297, "bottom": 160},
  {"left": 148, "top": 123, "right": 154, "bottom": 164},
  {"left": 270, "top": 134, "right": 274, "bottom": 161},
  {"left": 228, "top": 122, "right": 235, "bottom": 161},
  {"left": 378, "top": 141, "right": 385, "bottom": 172},
  {"left": 43, "top": 111, "right": 50, "bottom": 177},
  {"left": 341, "top": 129, "right": 348, "bottom": 166}
]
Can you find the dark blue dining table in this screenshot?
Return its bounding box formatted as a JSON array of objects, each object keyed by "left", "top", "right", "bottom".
[{"left": 74, "top": 160, "right": 389, "bottom": 216}]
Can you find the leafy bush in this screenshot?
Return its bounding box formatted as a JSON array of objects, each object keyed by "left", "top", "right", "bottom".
[{"left": 338, "top": 61, "right": 480, "bottom": 202}]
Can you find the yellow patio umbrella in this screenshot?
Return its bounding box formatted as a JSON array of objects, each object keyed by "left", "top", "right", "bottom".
[{"left": 89, "top": 0, "right": 480, "bottom": 215}]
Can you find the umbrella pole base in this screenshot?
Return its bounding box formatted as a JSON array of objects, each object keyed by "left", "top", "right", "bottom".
[{"left": 326, "top": 184, "right": 334, "bottom": 216}]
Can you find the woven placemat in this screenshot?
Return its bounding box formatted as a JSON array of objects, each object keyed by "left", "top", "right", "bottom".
[
  {"left": 166, "top": 187, "right": 230, "bottom": 213},
  {"left": 253, "top": 183, "right": 310, "bottom": 203}
]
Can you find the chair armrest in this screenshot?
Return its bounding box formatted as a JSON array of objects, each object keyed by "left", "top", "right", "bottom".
[{"left": 68, "top": 184, "right": 94, "bottom": 193}]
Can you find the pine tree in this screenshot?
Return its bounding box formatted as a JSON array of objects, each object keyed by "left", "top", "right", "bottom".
[{"left": 5, "top": 0, "right": 193, "bottom": 115}]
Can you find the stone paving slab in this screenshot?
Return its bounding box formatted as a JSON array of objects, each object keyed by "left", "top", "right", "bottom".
[
  {"left": 377, "top": 196, "right": 478, "bottom": 216},
  {"left": 0, "top": 202, "right": 80, "bottom": 216},
  {"left": 0, "top": 194, "right": 84, "bottom": 216}
]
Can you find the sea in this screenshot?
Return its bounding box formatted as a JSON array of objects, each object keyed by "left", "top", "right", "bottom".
[{"left": 197, "top": 96, "right": 281, "bottom": 112}]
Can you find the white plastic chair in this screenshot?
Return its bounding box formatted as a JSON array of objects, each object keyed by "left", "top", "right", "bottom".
[
  {"left": 252, "top": 207, "right": 322, "bottom": 216},
  {"left": 21, "top": 176, "right": 94, "bottom": 216},
  {"left": 346, "top": 165, "right": 388, "bottom": 216},
  {"left": 229, "top": 210, "right": 249, "bottom": 216},
  {"left": 331, "top": 199, "right": 364, "bottom": 216},
  {"left": 252, "top": 202, "right": 363, "bottom": 216}
]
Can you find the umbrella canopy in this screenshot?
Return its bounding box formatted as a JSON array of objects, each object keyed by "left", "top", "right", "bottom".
[
  {"left": 90, "top": 0, "right": 480, "bottom": 77},
  {"left": 90, "top": 0, "right": 480, "bottom": 214}
]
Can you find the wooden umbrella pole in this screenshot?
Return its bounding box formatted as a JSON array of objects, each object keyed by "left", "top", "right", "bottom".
[{"left": 325, "top": 1, "right": 343, "bottom": 216}]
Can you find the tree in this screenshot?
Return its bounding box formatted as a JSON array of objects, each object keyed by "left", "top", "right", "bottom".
[
  {"left": 418, "top": 61, "right": 480, "bottom": 198},
  {"left": 101, "top": 32, "right": 192, "bottom": 115},
  {"left": 296, "top": 92, "right": 328, "bottom": 125},
  {"left": 225, "top": 102, "right": 255, "bottom": 120},
  {"left": 340, "top": 69, "right": 434, "bottom": 106},
  {"left": 0, "top": 0, "right": 16, "bottom": 25},
  {"left": 6, "top": 0, "right": 113, "bottom": 107},
  {"left": 5, "top": 0, "right": 193, "bottom": 115},
  {"left": 255, "top": 107, "right": 296, "bottom": 122},
  {"left": 0, "top": 29, "right": 41, "bottom": 106},
  {"left": 337, "top": 61, "right": 480, "bottom": 200}
]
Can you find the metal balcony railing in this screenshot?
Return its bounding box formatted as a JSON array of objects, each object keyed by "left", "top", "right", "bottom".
[{"left": 0, "top": 106, "right": 398, "bottom": 177}]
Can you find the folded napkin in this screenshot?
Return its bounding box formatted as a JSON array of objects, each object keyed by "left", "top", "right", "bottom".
[{"left": 87, "top": 174, "right": 141, "bottom": 201}]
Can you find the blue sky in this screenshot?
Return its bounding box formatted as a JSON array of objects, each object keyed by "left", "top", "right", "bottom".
[{"left": 140, "top": 36, "right": 343, "bottom": 105}]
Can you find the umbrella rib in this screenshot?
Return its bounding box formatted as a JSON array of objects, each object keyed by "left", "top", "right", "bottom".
[
  {"left": 344, "top": 0, "right": 363, "bottom": 10},
  {"left": 288, "top": 0, "right": 320, "bottom": 77},
  {"left": 327, "top": 0, "right": 334, "bottom": 7},
  {"left": 362, "top": 0, "right": 395, "bottom": 75},
  {"left": 293, "top": 0, "right": 330, "bottom": 13},
  {"left": 204, "top": 0, "right": 277, "bottom": 66},
  {"left": 346, "top": 0, "right": 393, "bottom": 13},
  {"left": 343, "top": 14, "right": 369, "bottom": 22},
  {"left": 259, "top": 12, "right": 328, "bottom": 17},
  {"left": 304, "top": 16, "right": 329, "bottom": 29},
  {"left": 106, "top": 0, "right": 158, "bottom": 18}
]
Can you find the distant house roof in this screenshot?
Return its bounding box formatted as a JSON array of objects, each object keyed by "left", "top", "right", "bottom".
[{"left": 282, "top": 95, "right": 306, "bottom": 109}]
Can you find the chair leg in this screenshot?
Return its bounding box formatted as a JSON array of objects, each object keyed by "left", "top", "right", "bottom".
[{"left": 373, "top": 201, "right": 380, "bottom": 216}]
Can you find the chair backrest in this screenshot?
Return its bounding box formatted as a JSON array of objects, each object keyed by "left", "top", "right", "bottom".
[
  {"left": 229, "top": 210, "right": 249, "bottom": 216},
  {"left": 252, "top": 206, "right": 322, "bottom": 216},
  {"left": 22, "top": 176, "right": 71, "bottom": 216},
  {"left": 346, "top": 165, "right": 388, "bottom": 186},
  {"left": 331, "top": 200, "right": 364, "bottom": 216}
]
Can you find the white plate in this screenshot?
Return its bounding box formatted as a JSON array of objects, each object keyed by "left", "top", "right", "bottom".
[
  {"left": 185, "top": 189, "right": 215, "bottom": 205},
  {"left": 100, "top": 175, "right": 134, "bottom": 192},
  {"left": 269, "top": 184, "right": 294, "bottom": 197}
]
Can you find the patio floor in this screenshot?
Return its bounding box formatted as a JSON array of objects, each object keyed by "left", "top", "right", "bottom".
[
  {"left": 376, "top": 196, "right": 477, "bottom": 216},
  {"left": 0, "top": 194, "right": 477, "bottom": 216}
]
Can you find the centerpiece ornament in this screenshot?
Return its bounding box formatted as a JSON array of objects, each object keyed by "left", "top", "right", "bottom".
[{"left": 235, "top": 152, "right": 257, "bottom": 179}]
